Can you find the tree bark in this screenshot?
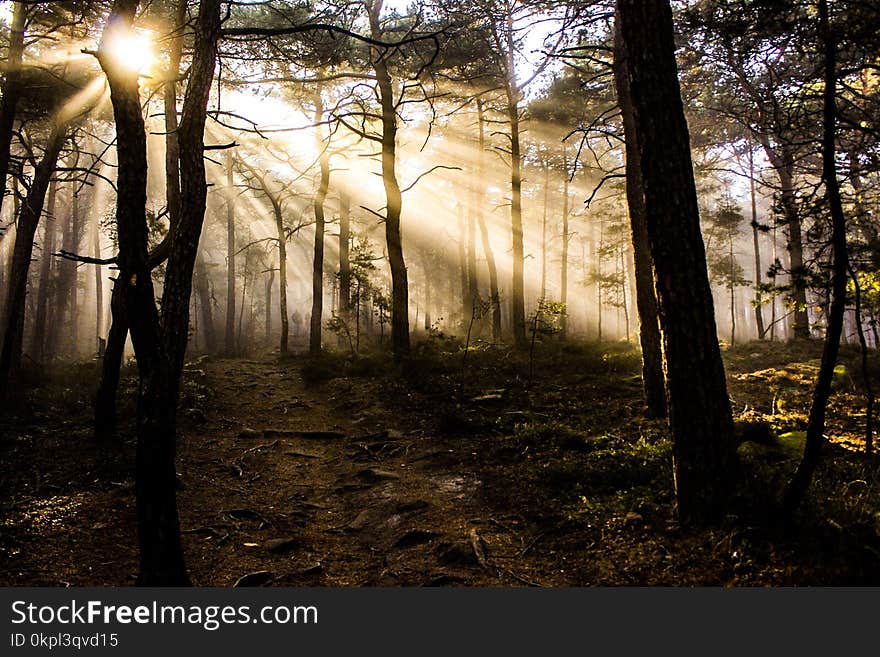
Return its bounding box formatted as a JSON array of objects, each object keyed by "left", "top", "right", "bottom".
[
  {"left": 309, "top": 88, "right": 330, "bottom": 356},
  {"left": 338, "top": 189, "right": 351, "bottom": 326},
  {"left": 748, "top": 147, "right": 766, "bottom": 339},
  {"left": 613, "top": 18, "right": 666, "bottom": 418},
  {"left": 273, "top": 200, "right": 289, "bottom": 355},
  {"left": 194, "top": 252, "right": 216, "bottom": 352},
  {"left": 507, "top": 83, "right": 526, "bottom": 348},
  {"left": 0, "top": 1, "right": 26, "bottom": 220},
  {"left": 476, "top": 99, "right": 501, "bottom": 342},
  {"left": 616, "top": 0, "right": 735, "bottom": 524},
  {"left": 368, "top": 1, "right": 409, "bottom": 359},
  {"left": 224, "top": 152, "right": 236, "bottom": 355},
  {"left": 560, "top": 147, "right": 570, "bottom": 338},
  {"left": 264, "top": 268, "right": 273, "bottom": 346},
  {"left": 95, "top": 277, "right": 126, "bottom": 441},
  {"left": 93, "top": 192, "right": 104, "bottom": 351}
]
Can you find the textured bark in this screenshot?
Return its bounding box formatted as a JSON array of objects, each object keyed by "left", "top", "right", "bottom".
[
  {"left": 0, "top": 1, "right": 26, "bottom": 220},
  {"left": 309, "top": 89, "right": 330, "bottom": 356},
  {"left": 783, "top": 1, "right": 848, "bottom": 515},
  {"left": 368, "top": 1, "right": 409, "bottom": 359},
  {"left": 614, "top": 19, "right": 666, "bottom": 418},
  {"left": 616, "top": 0, "right": 735, "bottom": 524},
  {"left": 0, "top": 122, "right": 67, "bottom": 399}
]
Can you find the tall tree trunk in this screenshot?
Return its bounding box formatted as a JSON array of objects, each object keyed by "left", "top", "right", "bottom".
[
  {"left": 0, "top": 122, "right": 68, "bottom": 399},
  {"left": 748, "top": 147, "right": 766, "bottom": 339},
  {"left": 457, "top": 203, "right": 467, "bottom": 323},
  {"left": 467, "top": 198, "right": 478, "bottom": 320},
  {"left": 0, "top": 1, "right": 26, "bottom": 220},
  {"left": 757, "top": 137, "right": 809, "bottom": 340},
  {"left": 507, "top": 86, "right": 526, "bottom": 348},
  {"left": 560, "top": 148, "right": 570, "bottom": 338},
  {"left": 194, "top": 253, "right": 216, "bottom": 352},
  {"left": 93, "top": 194, "right": 104, "bottom": 352},
  {"left": 778, "top": 159, "right": 809, "bottom": 339},
  {"left": 93, "top": 0, "right": 185, "bottom": 436},
  {"left": 783, "top": 0, "right": 848, "bottom": 515},
  {"left": 68, "top": 189, "right": 82, "bottom": 356},
  {"left": 99, "top": 0, "right": 189, "bottom": 585},
  {"left": 476, "top": 99, "right": 501, "bottom": 342},
  {"left": 368, "top": 1, "right": 409, "bottom": 359},
  {"left": 614, "top": 18, "right": 666, "bottom": 418},
  {"left": 540, "top": 165, "right": 549, "bottom": 300},
  {"left": 338, "top": 189, "right": 351, "bottom": 328},
  {"left": 616, "top": 0, "right": 735, "bottom": 524},
  {"left": 309, "top": 89, "right": 330, "bottom": 356},
  {"left": 95, "top": 278, "right": 126, "bottom": 440},
  {"left": 273, "top": 203, "right": 289, "bottom": 355},
  {"left": 264, "top": 268, "right": 273, "bottom": 346},
  {"left": 32, "top": 180, "right": 58, "bottom": 364},
  {"left": 224, "top": 152, "right": 236, "bottom": 355}
]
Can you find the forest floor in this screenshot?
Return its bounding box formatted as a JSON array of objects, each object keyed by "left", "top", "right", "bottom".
[{"left": 2, "top": 336, "right": 880, "bottom": 586}]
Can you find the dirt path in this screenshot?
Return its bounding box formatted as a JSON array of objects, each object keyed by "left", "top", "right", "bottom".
[{"left": 178, "top": 357, "right": 530, "bottom": 586}]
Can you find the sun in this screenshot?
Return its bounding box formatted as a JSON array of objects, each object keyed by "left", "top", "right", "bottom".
[{"left": 102, "top": 27, "right": 155, "bottom": 74}]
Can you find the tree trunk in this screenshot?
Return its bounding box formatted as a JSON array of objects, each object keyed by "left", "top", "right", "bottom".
[
  {"left": 476, "top": 100, "right": 501, "bottom": 342},
  {"left": 560, "top": 148, "right": 570, "bottom": 338},
  {"left": 310, "top": 89, "right": 330, "bottom": 356},
  {"left": 0, "top": 1, "right": 26, "bottom": 220},
  {"left": 756, "top": 137, "right": 809, "bottom": 340},
  {"left": 368, "top": 3, "right": 409, "bottom": 359},
  {"left": 540, "top": 165, "right": 549, "bottom": 300},
  {"left": 222, "top": 154, "right": 236, "bottom": 356},
  {"left": 508, "top": 88, "right": 526, "bottom": 348},
  {"left": 274, "top": 203, "right": 289, "bottom": 355},
  {"left": 0, "top": 122, "right": 68, "bottom": 399},
  {"left": 68, "top": 189, "right": 82, "bottom": 356},
  {"left": 614, "top": 18, "right": 666, "bottom": 418},
  {"left": 748, "top": 147, "right": 766, "bottom": 339},
  {"left": 467, "top": 207, "right": 478, "bottom": 321},
  {"left": 93, "top": 194, "right": 104, "bottom": 352},
  {"left": 338, "top": 189, "right": 351, "bottom": 329},
  {"left": 264, "top": 268, "right": 273, "bottom": 346},
  {"left": 616, "top": 0, "right": 735, "bottom": 524},
  {"left": 95, "top": 278, "right": 126, "bottom": 441},
  {"left": 99, "top": 0, "right": 188, "bottom": 585},
  {"left": 194, "top": 253, "right": 216, "bottom": 352},
  {"left": 32, "top": 180, "right": 58, "bottom": 364},
  {"left": 458, "top": 204, "right": 468, "bottom": 324},
  {"left": 783, "top": 1, "right": 848, "bottom": 515}
]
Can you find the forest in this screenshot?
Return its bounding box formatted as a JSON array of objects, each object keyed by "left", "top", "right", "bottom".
[{"left": 0, "top": 0, "right": 878, "bottom": 587}]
